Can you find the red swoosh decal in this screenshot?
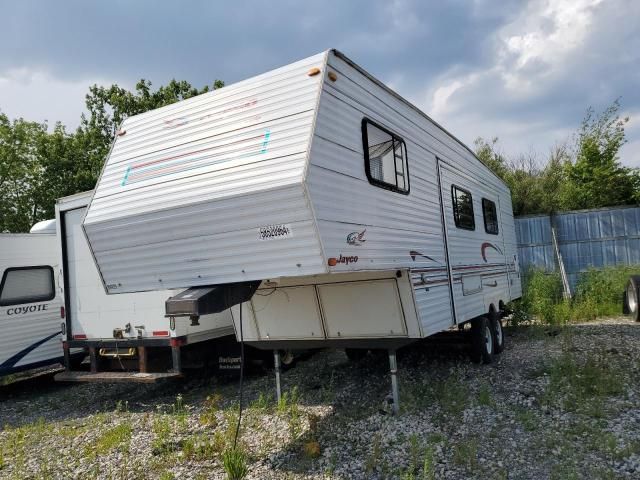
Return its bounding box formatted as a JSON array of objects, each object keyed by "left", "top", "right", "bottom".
[{"left": 481, "top": 242, "right": 503, "bottom": 262}]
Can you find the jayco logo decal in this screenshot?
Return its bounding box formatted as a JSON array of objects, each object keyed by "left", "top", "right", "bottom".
[
  {"left": 328, "top": 254, "right": 359, "bottom": 266},
  {"left": 347, "top": 229, "right": 366, "bottom": 246},
  {"left": 481, "top": 242, "right": 503, "bottom": 262}
]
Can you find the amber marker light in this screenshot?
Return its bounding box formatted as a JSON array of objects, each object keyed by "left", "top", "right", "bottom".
[
  {"left": 328, "top": 71, "right": 338, "bottom": 82},
  {"left": 308, "top": 67, "right": 321, "bottom": 76},
  {"left": 328, "top": 257, "right": 337, "bottom": 266}
]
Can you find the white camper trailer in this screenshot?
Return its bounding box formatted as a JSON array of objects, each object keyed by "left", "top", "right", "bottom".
[
  {"left": 0, "top": 223, "right": 75, "bottom": 377},
  {"left": 55, "top": 191, "right": 237, "bottom": 382},
  {"left": 82, "top": 50, "right": 522, "bottom": 405}
]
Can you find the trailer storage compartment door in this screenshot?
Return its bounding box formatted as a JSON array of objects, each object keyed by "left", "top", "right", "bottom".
[{"left": 318, "top": 279, "right": 407, "bottom": 338}]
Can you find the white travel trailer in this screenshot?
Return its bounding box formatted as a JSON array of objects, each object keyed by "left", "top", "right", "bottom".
[
  {"left": 54, "top": 191, "right": 237, "bottom": 382},
  {"left": 81, "top": 50, "right": 522, "bottom": 406},
  {"left": 0, "top": 222, "right": 77, "bottom": 377}
]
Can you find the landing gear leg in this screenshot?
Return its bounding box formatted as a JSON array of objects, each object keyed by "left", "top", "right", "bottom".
[
  {"left": 274, "top": 350, "right": 282, "bottom": 403},
  {"left": 389, "top": 350, "right": 399, "bottom": 415},
  {"left": 171, "top": 345, "right": 182, "bottom": 374}
]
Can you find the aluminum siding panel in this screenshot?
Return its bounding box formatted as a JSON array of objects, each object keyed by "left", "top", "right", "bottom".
[{"left": 84, "top": 52, "right": 329, "bottom": 293}]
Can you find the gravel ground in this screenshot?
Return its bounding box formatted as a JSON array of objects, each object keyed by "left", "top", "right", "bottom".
[{"left": 0, "top": 317, "right": 639, "bottom": 479}]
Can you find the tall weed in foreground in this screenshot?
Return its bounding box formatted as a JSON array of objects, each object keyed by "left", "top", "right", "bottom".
[{"left": 222, "top": 447, "right": 248, "bottom": 480}]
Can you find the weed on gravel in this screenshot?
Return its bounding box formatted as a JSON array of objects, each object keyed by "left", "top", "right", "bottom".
[{"left": 1, "top": 318, "right": 639, "bottom": 479}]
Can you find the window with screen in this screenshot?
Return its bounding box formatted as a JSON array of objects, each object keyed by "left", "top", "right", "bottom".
[
  {"left": 362, "top": 119, "right": 409, "bottom": 194},
  {"left": 482, "top": 198, "right": 499, "bottom": 235},
  {"left": 0, "top": 266, "right": 55, "bottom": 306},
  {"left": 452, "top": 185, "right": 475, "bottom": 230}
]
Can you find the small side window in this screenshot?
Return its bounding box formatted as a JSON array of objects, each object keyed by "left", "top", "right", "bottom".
[
  {"left": 0, "top": 266, "right": 55, "bottom": 306},
  {"left": 452, "top": 185, "right": 475, "bottom": 230},
  {"left": 362, "top": 119, "right": 409, "bottom": 194},
  {"left": 482, "top": 198, "right": 499, "bottom": 235}
]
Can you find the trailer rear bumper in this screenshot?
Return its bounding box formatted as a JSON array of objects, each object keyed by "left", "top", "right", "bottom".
[
  {"left": 60, "top": 337, "right": 187, "bottom": 381},
  {"left": 54, "top": 370, "right": 182, "bottom": 383},
  {"left": 58, "top": 333, "right": 238, "bottom": 383}
]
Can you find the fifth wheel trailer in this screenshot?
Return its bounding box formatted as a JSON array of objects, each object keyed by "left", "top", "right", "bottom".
[
  {"left": 81, "top": 49, "right": 522, "bottom": 406},
  {"left": 54, "top": 191, "right": 238, "bottom": 383}
]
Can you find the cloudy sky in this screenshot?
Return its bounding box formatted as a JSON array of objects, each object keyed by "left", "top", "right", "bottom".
[{"left": 1, "top": 0, "right": 639, "bottom": 166}]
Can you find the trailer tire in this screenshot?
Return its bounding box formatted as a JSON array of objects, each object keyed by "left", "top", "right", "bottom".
[
  {"left": 626, "top": 276, "right": 640, "bottom": 322},
  {"left": 470, "top": 317, "right": 493, "bottom": 364},
  {"left": 489, "top": 310, "right": 505, "bottom": 355},
  {"left": 345, "top": 348, "right": 368, "bottom": 361}
]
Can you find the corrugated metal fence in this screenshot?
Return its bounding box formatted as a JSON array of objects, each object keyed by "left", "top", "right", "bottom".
[{"left": 516, "top": 206, "right": 640, "bottom": 291}]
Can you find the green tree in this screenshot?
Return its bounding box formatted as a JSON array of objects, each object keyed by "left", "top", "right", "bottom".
[
  {"left": 565, "top": 99, "right": 640, "bottom": 209},
  {"left": 0, "top": 113, "right": 48, "bottom": 232},
  {"left": 539, "top": 143, "right": 571, "bottom": 214},
  {"left": 476, "top": 99, "right": 638, "bottom": 216},
  {"left": 474, "top": 136, "right": 509, "bottom": 181},
  {"left": 474, "top": 137, "right": 549, "bottom": 216}
]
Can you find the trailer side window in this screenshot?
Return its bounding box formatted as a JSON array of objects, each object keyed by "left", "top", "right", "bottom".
[
  {"left": 482, "top": 198, "right": 499, "bottom": 235},
  {"left": 452, "top": 186, "right": 475, "bottom": 230},
  {"left": 0, "top": 266, "right": 55, "bottom": 306},
  {"left": 362, "top": 119, "right": 409, "bottom": 194}
]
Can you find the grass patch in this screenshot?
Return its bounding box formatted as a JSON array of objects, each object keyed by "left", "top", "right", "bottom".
[
  {"left": 151, "top": 415, "right": 175, "bottom": 455},
  {"left": 200, "top": 393, "right": 222, "bottom": 427},
  {"left": 276, "top": 386, "right": 303, "bottom": 439},
  {"left": 541, "top": 350, "right": 624, "bottom": 413},
  {"left": 511, "top": 265, "right": 640, "bottom": 325},
  {"left": 90, "top": 423, "right": 132, "bottom": 456},
  {"left": 181, "top": 433, "right": 224, "bottom": 460},
  {"left": 477, "top": 383, "right": 494, "bottom": 407},
  {"left": 433, "top": 376, "right": 470, "bottom": 416},
  {"left": 250, "top": 391, "right": 273, "bottom": 411},
  {"left": 365, "top": 433, "right": 383, "bottom": 474},
  {"left": 221, "top": 447, "right": 248, "bottom": 480},
  {"left": 401, "top": 373, "right": 470, "bottom": 417},
  {"left": 514, "top": 407, "right": 538, "bottom": 431},
  {"left": 452, "top": 437, "right": 479, "bottom": 472}
]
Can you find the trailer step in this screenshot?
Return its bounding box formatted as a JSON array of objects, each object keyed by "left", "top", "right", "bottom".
[{"left": 54, "top": 371, "right": 182, "bottom": 384}]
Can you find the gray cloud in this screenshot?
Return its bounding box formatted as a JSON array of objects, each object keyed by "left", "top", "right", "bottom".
[{"left": 0, "top": 0, "right": 638, "bottom": 166}]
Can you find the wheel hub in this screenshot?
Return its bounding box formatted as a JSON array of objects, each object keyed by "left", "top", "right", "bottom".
[
  {"left": 628, "top": 283, "right": 638, "bottom": 314},
  {"left": 495, "top": 320, "right": 503, "bottom": 345}
]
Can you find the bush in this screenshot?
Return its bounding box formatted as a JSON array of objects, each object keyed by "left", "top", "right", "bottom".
[
  {"left": 511, "top": 268, "right": 564, "bottom": 325},
  {"left": 511, "top": 265, "right": 639, "bottom": 325},
  {"left": 572, "top": 266, "right": 637, "bottom": 320}
]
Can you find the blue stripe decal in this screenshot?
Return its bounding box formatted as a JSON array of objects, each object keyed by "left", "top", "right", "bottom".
[
  {"left": 121, "top": 165, "right": 132, "bottom": 186},
  {"left": 0, "top": 331, "right": 61, "bottom": 370},
  {"left": 261, "top": 129, "right": 271, "bottom": 153}
]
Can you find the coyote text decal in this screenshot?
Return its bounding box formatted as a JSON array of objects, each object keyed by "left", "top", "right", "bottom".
[
  {"left": 346, "top": 229, "right": 366, "bottom": 246},
  {"left": 481, "top": 242, "right": 503, "bottom": 262}
]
